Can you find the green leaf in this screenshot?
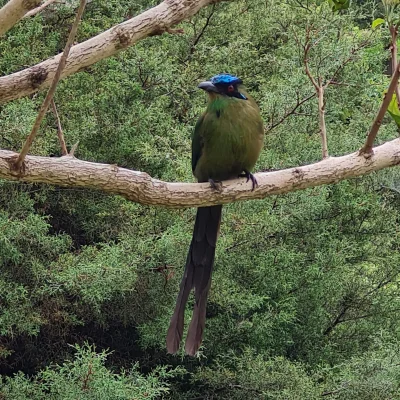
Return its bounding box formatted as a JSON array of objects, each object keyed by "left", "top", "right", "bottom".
[
  {"left": 329, "top": 0, "right": 350, "bottom": 11},
  {"left": 387, "top": 93, "right": 400, "bottom": 127},
  {"left": 372, "top": 18, "right": 385, "bottom": 29}
]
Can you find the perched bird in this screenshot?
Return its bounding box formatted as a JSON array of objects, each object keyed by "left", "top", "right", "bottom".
[{"left": 166, "top": 73, "right": 264, "bottom": 356}]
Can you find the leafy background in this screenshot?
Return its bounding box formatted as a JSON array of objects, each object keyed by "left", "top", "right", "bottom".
[{"left": 1, "top": 0, "right": 400, "bottom": 398}]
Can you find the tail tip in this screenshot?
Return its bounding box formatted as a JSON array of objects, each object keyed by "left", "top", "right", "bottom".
[{"left": 185, "top": 338, "right": 201, "bottom": 357}]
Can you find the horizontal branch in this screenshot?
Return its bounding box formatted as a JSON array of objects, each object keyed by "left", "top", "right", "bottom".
[
  {"left": 0, "top": 0, "right": 220, "bottom": 104},
  {"left": 1, "top": 139, "right": 400, "bottom": 208},
  {"left": 0, "top": 0, "right": 40, "bottom": 36}
]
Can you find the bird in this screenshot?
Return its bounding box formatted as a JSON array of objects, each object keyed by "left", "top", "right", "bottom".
[{"left": 166, "top": 73, "right": 264, "bottom": 356}]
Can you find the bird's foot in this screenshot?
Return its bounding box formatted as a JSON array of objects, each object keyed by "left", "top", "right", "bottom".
[
  {"left": 239, "top": 170, "right": 258, "bottom": 191},
  {"left": 208, "top": 178, "right": 223, "bottom": 192}
]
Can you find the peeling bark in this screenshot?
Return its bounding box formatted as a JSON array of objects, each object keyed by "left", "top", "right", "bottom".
[{"left": 1, "top": 139, "right": 400, "bottom": 208}]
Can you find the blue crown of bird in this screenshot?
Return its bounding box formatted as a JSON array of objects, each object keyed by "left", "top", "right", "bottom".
[
  {"left": 198, "top": 73, "right": 247, "bottom": 100},
  {"left": 166, "top": 73, "right": 264, "bottom": 356}
]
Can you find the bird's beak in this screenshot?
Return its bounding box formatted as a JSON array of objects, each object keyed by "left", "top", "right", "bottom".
[{"left": 198, "top": 81, "right": 219, "bottom": 93}]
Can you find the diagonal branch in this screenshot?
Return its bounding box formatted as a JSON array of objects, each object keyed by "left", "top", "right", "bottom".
[
  {"left": 265, "top": 92, "right": 316, "bottom": 132},
  {"left": 13, "top": 0, "right": 87, "bottom": 171},
  {"left": 324, "top": 39, "right": 371, "bottom": 90},
  {"left": 1, "top": 138, "right": 400, "bottom": 208},
  {"left": 0, "top": 0, "right": 223, "bottom": 104},
  {"left": 23, "top": 0, "right": 58, "bottom": 18},
  {"left": 0, "top": 0, "right": 40, "bottom": 36},
  {"left": 51, "top": 99, "right": 68, "bottom": 156},
  {"left": 188, "top": 4, "right": 215, "bottom": 55},
  {"left": 360, "top": 60, "right": 400, "bottom": 156}
]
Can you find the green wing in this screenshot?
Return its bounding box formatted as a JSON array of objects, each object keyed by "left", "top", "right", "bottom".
[{"left": 191, "top": 114, "right": 205, "bottom": 174}]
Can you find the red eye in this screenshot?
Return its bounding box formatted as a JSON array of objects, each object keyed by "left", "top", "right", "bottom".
[{"left": 227, "top": 85, "right": 234, "bottom": 92}]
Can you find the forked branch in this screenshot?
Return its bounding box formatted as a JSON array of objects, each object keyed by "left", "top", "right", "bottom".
[{"left": 301, "top": 26, "right": 328, "bottom": 159}]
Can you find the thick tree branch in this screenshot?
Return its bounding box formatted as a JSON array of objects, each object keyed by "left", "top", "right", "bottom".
[
  {"left": 0, "top": 0, "right": 40, "bottom": 36},
  {"left": 1, "top": 138, "right": 400, "bottom": 208},
  {"left": 0, "top": 0, "right": 222, "bottom": 104},
  {"left": 13, "top": 0, "right": 87, "bottom": 171}
]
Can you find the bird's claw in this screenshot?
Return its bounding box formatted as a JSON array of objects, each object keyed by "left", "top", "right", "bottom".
[
  {"left": 208, "top": 178, "right": 223, "bottom": 192},
  {"left": 239, "top": 170, "right": 258, "bottom": 191}
]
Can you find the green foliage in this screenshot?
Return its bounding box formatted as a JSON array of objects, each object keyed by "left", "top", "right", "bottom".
[
  {"left": 387, "top": 93, "right": 400, "bottom": 127},
  {"left": 1, "top": 0, "right": 400, "bottom": 397},
  {"left": 0, "top": 344, "right": 183, "bottom": 399},
  {"left": 193, "top": 350, "right": 321, "bottom": 399}
]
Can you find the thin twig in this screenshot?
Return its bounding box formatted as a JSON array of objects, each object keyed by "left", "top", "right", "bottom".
[
  {"left": 360, "top": 60, "right": 400, "bottom": 156},
  {"left": 265, "top": 92, "right": 315, "bottom": 132},
  {"left": 69, "top": 141, "right": 79, "bottom": 157},
  {"left": 302, "top": 26, "right": 328, "bottom": 158},
  {"left": 50, "top": 99, "right": 67, "bottom": 156},
  {"left": 13, "top": 0, "right": 87, "bottom": 171},
  {"left": 190, "top": 4, "right": 215, "bottom": 53},
  {"left": 23, "top": 0, "right": 58, "bottom": 18},
  {"left": 182, "top": 4, "right": 215, "bottom": 62},
  {"left": 324, "top": 40, "right": 371, "bottom": 89}
]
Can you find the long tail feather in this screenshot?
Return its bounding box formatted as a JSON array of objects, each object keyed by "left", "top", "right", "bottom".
[{"left": 166, "top": 205, "right": 222, "bottom": 355}]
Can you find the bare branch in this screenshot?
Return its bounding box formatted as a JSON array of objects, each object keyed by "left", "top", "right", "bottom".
[
  {"left": 304, "top": 44, "right": 319, "bottom": 91},
  {"left": 0, "top": 0, "right": 222, "bottom": 104},
  {"left": 360, "top": 60, "right": 400, "bottom": 156},
  {"left": 23, "top": 0, "right": 58, "bottom": 18},
  {"left": 1, "top": 138, "right": 400, "bottom": 208},
  {"left": 13, "top": 0, "right": 87, "bottom": 171},
  {"left": 0, "top": 0, "right": 40, "bottom": 36},
  {"left": 265, "top": 92, "right": 315, "bottom": 132},
  {"left": 189, "top": 4, "right": 215, "bottom": 55},
  {"left": 51, "top": 99, "right": 68, "bottom": 156},
  {"left": 318, "top": 84, "right": 328, "bottom": 158},
  {"left": 301, "top": 28, "right": 328, "bottom": 158},
  {"left": 69, "top": 141, "right": 79, "bottom": 157}
]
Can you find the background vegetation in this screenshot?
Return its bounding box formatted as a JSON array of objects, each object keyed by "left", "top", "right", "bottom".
[{"left": 1, "top": 0, "right": 400, "bottom": 398}]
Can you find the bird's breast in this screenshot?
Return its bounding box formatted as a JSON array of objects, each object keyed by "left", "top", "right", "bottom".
[{"left": 194, "top": 99, "right": 264, "bottom": 182}]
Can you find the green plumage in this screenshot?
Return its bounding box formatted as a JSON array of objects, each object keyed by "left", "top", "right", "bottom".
[
  {"left": 192, "top": 88, "right": 264, "bottom": 182},
  {"left": 167, "top": 78, "right": 264, "bottom": 356}
]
